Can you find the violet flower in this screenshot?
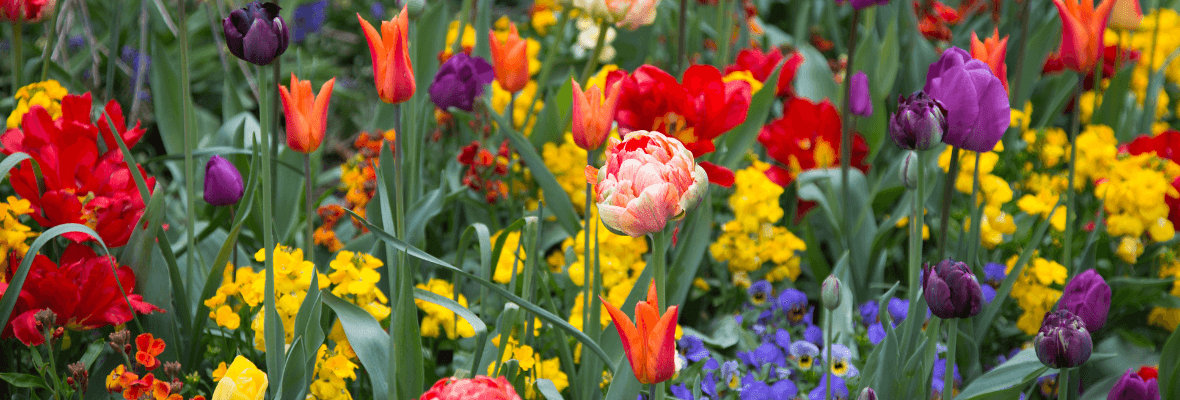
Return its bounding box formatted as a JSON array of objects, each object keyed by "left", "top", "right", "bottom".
[
  {"left": 429, "top": 53, "right": 495, "bottom": 112},
  {"left": 223, "top": 2, "right": 289, "bottom": 66},
  {"left": 923, "top": 46, "right": 1010, "bottom": 152}
]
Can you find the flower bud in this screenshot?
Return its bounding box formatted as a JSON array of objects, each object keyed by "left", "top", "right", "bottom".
[
  {"left": 822, "top": 275, "right": 842, "bottom": 310},
  {"left": 889, "top": 91, "right": 946, "bottom": 151},
  {"left": 901, "top": 151, "right": 919, "bottom": 189},
  {"left": 1057, "top": 269, "right": 1111, "bottom": 331},
  {"left": 1034, "top": 309, "right": 1093, "bottom": 369},
  {"left": 849, "top": 71, "right": 872, "bottom": 117},
  {"left": 858, "top": 387, "right": 877, "bottom": 400},
  {"left": 405, "top": 0, "right": 426, "bottom": 17},
  {"left": 1108, "top": 366, "right": 1161, "bottom": 400},
  {"left": 34, "top": 309, "right": 57, "bottom": 329},
  {"left": 223, "top": 2, "right": 289, "bottom": 66},
  {"left": 921, "top": 259, "right": 983, "bottom": 319},
  {"left": 204, "top": 156, "right": 245, "bottom": 206}
]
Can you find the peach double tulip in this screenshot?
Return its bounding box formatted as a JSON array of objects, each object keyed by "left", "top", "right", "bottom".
[
  {"left": 571, "top": 78, "right": 621, "bottom": 151},
  {"left": 278, "top": 73, "right": 335, "bottom": 153},
  {"left": 489, "top": 23, "right": 529, "bottom": 94},
  {"left": 606, "top": 0, "right": 658, "bottom": 30},
  {"left": 601, "top": 280, "right": 678, "bottom": 385},
  {"left": 1051, "top": 0, "right": 1115, "bottom": 73},
  {"left": 358, "top": 6, "right": 415, "bottom": 104},
  {"left": 970, "top": 29, "right": 1009, "bottom": 92},
  {"left": 585, "top": 130, "right": 707, "bottom": 237}
]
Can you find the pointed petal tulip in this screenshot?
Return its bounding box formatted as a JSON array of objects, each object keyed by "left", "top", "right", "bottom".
[
  {"left": 278, "top": 73, "right": 335, "bottom": 153},
  {"left": 601, "top": 281, "right": 679, "bottom": 384},
  {"left": 1109, "top": 0, "right": 1142, "bottom": 30},
  {"left": 489, "top": 23, "right": 530, "bottom": 94},
  {"left": 571, "top": 78, "right": 621, "bottom": 151},
  {"left": 970, "top": 29, "right": 1009, "bottom": 93},
  {"left": 1051, "top": 0, "right": 1116, "bottom": 73},
  {"left": 358, "top": 7, "right": 415, "bottom": 104}
]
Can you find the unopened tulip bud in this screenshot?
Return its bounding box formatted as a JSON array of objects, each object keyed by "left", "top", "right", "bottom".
[
  {"left": 822, "top": 275, "right": 842, "bottom": 310},
  {"left": 901, "top": 151, "right": 919, "bottom": 189},
  {"left": 850, "top": 71, "right": 872, "bottom": 117},
  {"left": 405, "top": 0, "right": 425, "bottom": 17},
  {"left": 858, "top": 388, "right": 877, "bottom": 400},
  {"left": 922, "top": 259, "right": 983, "bottom": 319},
  {"left": 223, "top": 2, "right": 289, "bottom": 66},
  {"left": 1035, "top": 309, "right": 1092, "bottom": 369},
  {"left": 1057, "top": 269, "right": 1111, "bottom": 331},
  {"left": 204, "top": 156, "right": 245, "bottom": 206},
  {"left": 889, "top": 91, "right": 946, "bottom": 151}
]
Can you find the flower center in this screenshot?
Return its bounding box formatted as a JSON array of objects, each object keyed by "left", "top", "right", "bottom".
[
  {"left": 787, "top": 305, "right": 807, "bottom": 324},
  {"left": 798, "top": 355, "right": 812, "bottom": 369},
  {"left": 751, "top": 292, "right": 766, "bottom": 305},
  {"left": 654, "top": 112, "right": 697, "bottom": 145},
  {"left": 833, "top": 360, "right": 848, "bottom": 375}
]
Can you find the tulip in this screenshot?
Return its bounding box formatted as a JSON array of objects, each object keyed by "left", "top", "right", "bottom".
[
  {"left": 1057, "top": 269, "right": 1111, "bottom": 331},
  {"left": 204, "top": 156, "right": 244, "bottom": 206},
  {"left": 601, "top": 280, "right": 679, "bottom": 384},
  {"left": 1108, "top": 367, "right": 1160, "bottom": 400},
  {"left": 821, "top": 275, "right": 842, "bottom": 310},
  {"left": 358, "top": 6, "right": 415, "bottom": 104},
  {"left": 858, "top": 388, "right": 877, "bottom": 400},
  {"left": 1034, "top": 309, "right": 1093, "bottom": 369},
  {"left": 1, "top": 0, "right": 55, "bottom": 22},
  {"left": 901, "top": 151, "right": 919, "bottom": 189},
  {"left": 890, "top": 91, "right": 947, "bottom": 151},
  {"left": 922, "top": 259, "right": 983, "bottom": 319},
  {"left": 429, "top": 53, "right": 495, "bottom": 112},
  {"left": 1051, "top": 0, "right": 1116, "bottom": 73},
  {"left": 1109, "top": 0, "right": 1142, "bottom": 30},
  {"left": 924, "top": 46, "right": 1009, "bottom": 152},
  {"left": 211, "top": 356, "right": 268, "bottom": 400},
  {"left": 585, "top": 130, "right": 708, "bottom": 237},
  {"left": 970, "top": 28, "right": 1010, "bottom": 93},
  {"left": 419, "top": 376, "right": 522, "bottom": 400},
  {"left": 223, "top": 2, "right": 289, "bottom": 66},
  {"left": 845, "top": 0, "right": 890, "bottom": 10},
  {"left": 606, "top": 0, "right": 657, "bottom": 30},
  {"left": 278, "top": 73, "right": 335, "bottom": 153},
  {"left": 571, "top": 78, "right": 622, "bottom": 151},
  {"left": 488, "top": 23, "right": 529, "bottom": 94},
  {"left": 849, "top": 71, "right": 872, "bottom": 117}
]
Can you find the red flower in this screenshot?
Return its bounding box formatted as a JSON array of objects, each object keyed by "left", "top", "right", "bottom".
[
  {"left": 915, "top": 1, "right": 962, "bottom": 42},
  {"left": 1137, "top": 365, "right": 1159, "bottom": 381},
  {"left": 0, "top": 243, "right": 162, "bottom": 346},
  {"left": 0, "top": 93, "right": 155, "bottom": 247},
  {"left": 1124, "top": 130, "right": 1180, "bottom": 228},
  {"left": 1044, "top": 45, "right": 1139, "bottom": 90},
  {"left": 758, "top": 97, "right": 870, "bottom": 188},
  {"left": 615, "top": 64, "right": 752, "bottom": 186},
  {"left": 135, "top": 333, "right": 166, "bottom": 370},
  {"left": 724, "top": 47, "right": 806, "bottom": 98}
]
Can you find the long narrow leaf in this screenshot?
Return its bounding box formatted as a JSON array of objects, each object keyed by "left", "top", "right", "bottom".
[
  {"left": 320, "top": 291, "right": 390, "bottom": 400},
  {"left": 413, "top": 288, "right": 488, "bottom": 334}
]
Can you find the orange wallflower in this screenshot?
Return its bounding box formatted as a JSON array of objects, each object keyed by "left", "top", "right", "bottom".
[
  {"left": 1051, "top": 0, "right": 1115, "bottom": 73},
  {"left": 601, "top": 280, "right": 679, "bottom": 384},
  {"left": 489, "top": 23, "right": 529, "bottom": 94},
  {"left": 970, "top": 29, "right": 1010, "bottom": 92},
  {"left": 278, "top": 73, "right": 336, "bottom": 153},
  {"left": 135, "top": 333, "right": 166, "bottom": 370},
  {"left": 358, "top": 6, "right": 415, "bottom": 104}
]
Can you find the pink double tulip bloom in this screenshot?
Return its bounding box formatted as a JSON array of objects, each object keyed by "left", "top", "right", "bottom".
[{"left": 585, "top": 131, "right": 708, "bottom": 237}]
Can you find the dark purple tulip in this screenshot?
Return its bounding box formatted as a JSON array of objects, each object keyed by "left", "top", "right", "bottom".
[
  {"left": 838, "top": 0, "right": 890, "bottom": 10},
  {"left": 923, "top": 47, "right": 1009, "bottom": 152},
  {"left": 850, "top": 71, "right": 872, "bottom": 117},
  {"left": 204, "top": 156, "right": 245, "bottom": 206},
  {"left": 223, "top": 2, "right": 289, "bottom": 66},
  {"left": 429, "top": 53, "right": 495, "bottom": 112},
  {"left": 1058, "top": 269, "right": 1111, "bottom": 331},
  {"left": 890, "top": 91, "right": 946, "bottom": 151},
  {"left": 922, "top": 259, "right": 984, "bottom": 319},
  {"left": 1034, "top": 309, "right": 1092, "bottom": 369},
  {"left": 1107, "top": 368, "right": 1160, "bottom": 400}
]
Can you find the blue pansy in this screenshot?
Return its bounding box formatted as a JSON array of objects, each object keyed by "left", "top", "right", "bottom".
[
  {"left": 807, "top": 374, "right": 849, "bottom": 400},
  {"left": 291, "top": 0, "right": 328, "bottom": 43},
  {"left": 777, "top": 289, "right": 810, "bottom": 324},
  {"left": 680, "top": 335, "right": 711, "bottom": 362},
  {"left": 749, "top": 280, "right": 773, "bottom": 306},
  {"left": 858, "top": 300, "right": 879, "bottom": 326},
  {"left": 671, "top": 383, "right": 695, "bottom": 400}
]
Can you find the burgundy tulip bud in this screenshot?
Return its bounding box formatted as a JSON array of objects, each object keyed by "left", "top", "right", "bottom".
[
  {"left": 858, "top": 387, "right": 877, "bottom": 400},
  {"left": 922, "top": 259, "right": 983, "bottom": 319},
  {"left": 822, "top": 275, "right": 842, "bottom": 310},
  {"left": 1058, "top": 269, "right": 1111, "bottom": 331},
  {"left": 1107, "top": 366, "right": 1160, "bottom": 400},
  {"left": 889, "top": 91, "right": 946, "bottom": 151},
  {"left": 1034, "top": 309, "right": 1093, "bottom": 369},
  {"left": 204, "top": 155, "right": 245, "bottom": 206},
  {"left": 223, "top": 2, "right": 289, "bottom": 66}
]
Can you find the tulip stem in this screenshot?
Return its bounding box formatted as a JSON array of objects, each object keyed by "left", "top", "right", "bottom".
[
  {"left": 1064, "top": 73, "right": 1081, "bottom": 272},
  {"left": 944, "top": 319, "right": 958, "bottom": 400},
  {"left": 522, "top": 9, "right": 569, "bottom": 132},
  {"left": 937, "top": 146, "right": 961, "bottom": 260},
  {"left": 909, "top": 151, "right": 926, "bottom": 305},
  {"left": 824, "top": 308, "right": 833, "bottom": 400},
  {"left": 179, "top": 0, "right": 198, "bottom": 300},
  {"left": 1059, "top": 368, "right": 1071, "bottom": 400},
  {"left": 305, "top": 153, "right": 314, "bottom": 264},
  {"left": 839, "top": 9, "right": 860, "bottom": 274},
  {"left": 676, "top": 0, "right": 687, "bottom": 74},
  {"left": 39, "top": 10, "right": 58, "bottom": 82},
  {"left": 578, "top": 19, "right": 610, "bottom": 86},
  {"left": 651, "top": 229, "right": 670, "bottom": 313},
  {"left": 11, "top": 21, "right": 22, "bottom": 90}
]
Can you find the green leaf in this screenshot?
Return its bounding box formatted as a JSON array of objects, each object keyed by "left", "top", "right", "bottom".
[
  {"left": 0, "top": 152, "right": 32, "bottom": 182},
  {"left": 80, "top": 339, "right": 106, "bottom": 370},
  {"left": 489, "top": 105, "right": 581, "bottom": 237},
  {"left": 718, "top": 63, "right": 783, "bottom": 169},
  {"left": 0, "top": 373, "right": 48, "bottom": 389},
  {"left": 413, "top": 288, "right": 488, "bottom": 334},
  {"left": 321, "top": 291, "right": 390, "bottom": 400},
  {"left": 149, "top": 38, "right": 185, "bottom": 155},
  {"left": 603, "top": 356, "right": 640, "bottom": 400},
  {"left": 669, "top": 200, "right": 713, "bottom": 308},
  {"left": 1160, "top": 322, "right": 1180, "bottom": 400},
  {"left": 955, "top": 349, "right": 1047, "bottom": 400},
  {"left": 531, "top": 77, "right": 574, "bottom": 149},
  {"left": 974, "top": 204, "right": 1059, "bottom": 342},
  {"left": 535, "top": 379, "right": 566, "bottom": 400}
]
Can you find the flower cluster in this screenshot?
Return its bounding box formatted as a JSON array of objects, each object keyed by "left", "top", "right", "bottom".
[
  {"left": 416, "top": 279, "right": 476, "bottom": 339},
  {"left": 937, "top": 146, "right": 1016, "bottom": 249},
  {"left": 315, "top": 130, "right": 395, "bottom": 251},
  {"left": 1006, "top": 255, "right": 1068, "bottom": 335},
  {"left": 308, "top": 344, "right": 360, "bottom": 400},
  {"left": 0, "top": 196, "right": 36, "bottom": 271},
  {"left": 709, "top": 161, "right": 808, "bottom": 283},
  {"left": 6, "top": 80, "right": 67, "bottom": 129},
  {"left": 485, "top": 335, "right": 569, "bottom": 400},
  {"left": 105, "top": 332, "right": 204, "bottom": 400},
  {"left": 458, "top": 140, "right": 518, "bottom": 204},
  {"left": 1148, "top": 258, "right": 1180, "bottom": 330}
]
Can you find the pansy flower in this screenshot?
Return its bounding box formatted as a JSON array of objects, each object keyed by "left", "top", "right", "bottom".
[
  {"left": 777, "top": 288, "right": 811, "bottom": 325},
  {"left": 858, "top": 300, "right": 879, "bottom": 326},
  {"left": 887, "top": 298, "right": 910, "bottom": 323},
  {"left": 721, "top": 360, "right": 742, "bottom": 390},
  {"left": 807, "top": 374, "right": 849, "bottom": 400},
  {"left": 670, "top": 384, "right": 694, "bottom": 400},
  {"left": 748, "top": 280, "right": 773, "bottom": 306},
  {"left": 789, "top": 341, "right": 819, "bottom": 369},
  {"left": 748, "top": 342, "right": 787, "bottom": 368},
  {"left": 1037, "top": 374, "right": 1058, "bottom": 398},
  {"left": 867, "top": 323, "right": 888, "bottom": 345},
  {"left": 773, "top": 330, "right": 792, "bottom": 352},
  {"left": 740, "top": 373, "right": 770, "bottom": 398},
  {"left": 931, "top": 357, "right": 963, "bottom": 397},
  {"left": 804, "top": 325, "right": 824, "bottom": 346},
  {"left": 679, "top": 335, "right": 711, "bottom": 363},
  {"left": 824, "top": 344, "right": 859, "bottom": 377},
  {"left": 983, "top": 262, "right": 1007, "bottom": 286}
]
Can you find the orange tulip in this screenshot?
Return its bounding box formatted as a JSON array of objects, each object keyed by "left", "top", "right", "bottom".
[
  {"left": 358, "top": 6, "right": 415, "bottom": 104},
  {"left": 489, "top": 23, "right": 529, "bottom": 94},
  {"left": 1109, "top": 0, "right": 1142, "bottom": 30},
  {"left": 279, "top": 73, "right": 335, "bottom": 153},
  {"left": 1051, "top": 0, "right": 1115, "bottom": 73},
  {"left": 571, "top": 78, "right": 622, "bottom": 151},
  {"left": 601, "top": 280, "right": 678, "bottom": 384},
  {"left": 970, "top": 28, "right": 1009, "bottom": 93}
]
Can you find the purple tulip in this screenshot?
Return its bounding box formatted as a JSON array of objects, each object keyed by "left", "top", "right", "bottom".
[
  {"left": 922, "top": 259, "right": 984, "bottom": 319},
  {"left": 1107, "top": 368, "right": 1160, "bottom": 400},
  {"left": 204, "top": 156, "right": 245, "bottom": 206},
  {"left": 223, "top": 2, "right": 289, "bottom": 66},
  {"left": 1058, "top": 269, "right": 1111, "bottom": 331},
  {"left": 890, "top": 91, "right": 946, "bottom": 150},
  {"left": 429, "top": 53, "right": 495, "bottom": 112},
  {"left": 923, "top": 47, "right": 1010, "bottom": 152},
  {"left": 1034, "top": 309, "right": 1093, "bottom": 368},
  {"left": 837, "top": 0, "right": 891, "bottom": 10},
  {"left": 850, "top": 71, "right": 872, "bottom": 117}
]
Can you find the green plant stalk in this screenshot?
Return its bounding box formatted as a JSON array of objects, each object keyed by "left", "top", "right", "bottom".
[
  {"left": 1059, "top": 367, "right": 1071, "bottom": 400},
  {"left": 909, "top": 152, "right": 926, "bottom": 304},
  {"left": 452, "top": 0, "right": 473, "bottom": 54},
  {"left": 103, "top": 1, "right": 123, "bottom": 100},
  {"left": 521, "top": 9, "right": 569, "bottom": 131},
  {"left": 11, "top": 21, "right": 22, "bottom": 89},
  {"left": 944, "top": 319, "right": 958, "bottom": 400},
  {"left": 39, "top": 10, "right": 58, "bottom": 81},
  {"left": 921, "top": 317, "right": 943, "bottom": 400},
  {"left": 716, "top": 0, "right": 735, "bottom": 67},
  {"left": 1008, "top": 0, "right": 1031, "bottom": 106},
  {"left": 578, "top": 20, "right": 611, "bottom": 86},
  {"left": 581, "top": 151, "right": 596, "bottom": 350},
  {"left": 179, "top": 0, "right": 198, "bottom": 305},
  {"left": 824, "top": 309, "right": 833, "bottom": 400},
  {"left": 676, "top": 0, "right": 688, "bottom": 74},
  {"left": 839, "top": 9, "right": 860, "bottom": 271},
  {"left": 1064, "top": 73, "right": 1082, "bottom": 271},
  {"left": 392, "top": 101, "right": 424, "bottom": 398},
  {"left": 40, "top": 330, "right": 63, "bottom": 399},
  {"left": 651, "top": 229, "right": 671, "bottom": 312},
  {"left": 964, "top": 155, "right": 983, "bottom": 266},
  {"left": 259, "top": 64, "right": 284, "bottom": 399},
  {"left": 937, "top": 146, "right": 961, "bottom": 259},
  {"left": 305, "top": 154, "right": 314, "bottom": 263}
]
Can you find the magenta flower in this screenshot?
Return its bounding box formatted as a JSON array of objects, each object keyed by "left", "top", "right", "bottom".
[
  {"left": 1057, "top": 269, "right": 1111, "bottom": 331},
  {"left": 922, "top": 259, "right": 984, "bottom": 319},
  {"left": 849, "top": 71, "right": 872, "bottom": 117},
  {"left": 923, "top": 47, "right": 1009, "bottom": 152}
]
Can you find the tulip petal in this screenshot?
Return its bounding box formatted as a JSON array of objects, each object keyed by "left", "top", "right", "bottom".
[
  {"left": 241, "top": 18, "right": 280, "bottom": 65},
  {"left": 601, "top": 296, "right": 643, "bottom": 380}
]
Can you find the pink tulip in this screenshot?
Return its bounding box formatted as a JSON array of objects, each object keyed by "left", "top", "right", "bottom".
[
  {"left": 571, "top": 78, "right": 622, "bottom": 151},
  {"left": 585, "top": 131, "right": 708, "bottom": 237}
]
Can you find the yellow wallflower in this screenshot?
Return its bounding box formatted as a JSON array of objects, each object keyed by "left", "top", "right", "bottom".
[
  {"left": 492, "top": 80, "right": 545, "bottom": 135},
  {"left": 211, "top": 305, "right": 242, "bottom": 330},
  {"left": 442, "top": 21, "right": 477, "bottom": 59},
  {"left": 492, "top": 230, "right": 526, "bottom": 284},
  {"left": 1011, "top": 102, "right": 1033, "bottom": 132},
  {"left": 0, "top": 196, "right": 37, "bottom": 273},
  {"left": 415, "top": 279, "right": 476, "bottom": 339},
  {"left": 1007, "top": 256, "right": 1066, "bottom": 335},
  {"left": 6, "top": 80, "right": 67, "bottom": 129},
  {"left": 710, "top": 162, "right": 806, "bottom": 282}
]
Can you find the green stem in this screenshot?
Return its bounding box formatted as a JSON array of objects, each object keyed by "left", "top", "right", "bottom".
[
  {"left": 1059, "top": 368, "right": 1071, "bottom": 400},
  {"left": 179, "top": 0, "right": 197, "bottom": 304},
  {"left": 1008, "top": 0, "right": 1031, "bottom": 106},
  {"left": 676, "top": 0, "right": 687, "bottom": 74},
  {"left": 944, "top": 319, "right": 958, "bottom": 400},
  {"left": 582, "top": 152, "right": 594, "bottom": 337},
  {"left": 651, "top": 229, "right": 671, "bottom": 312},
  {"left": 39, "top": 11, "right": 57, "bottom": 81},
  {"left": 937, "top": 146, "right": 961, "bottom": 260},
  {"left": 578, "top": 19, "right": 610, "bottom": 86},
  {"left": 521, "top": 9, "right": 569, "bottom": 131},
  {"left": 964, "top": 154, "right": 983, "bottom": 265},
  {"left": 921, "top": 317, "right": 942, "bottom": 400},
  {"left": 1065, "top": 73, "right": 1082, "bottom": 271},
  {"left": 41, "top": 334, "right": 62, "bottom": 399},
  {"left": 909, "top": 151, "right": 926, "bottom": 303},
  {"left": 103, "top": 1, "right": 123, "bottom": 100},
  {"left": 840, "top": 9, "right": 860, "bottom": 273},
  {"left": 11, "top": 21, "right": 22, "bottom": 90},
  {"left": 715, "top": 0, "right": 734, "bottom": 67},
  {"left": 452, "top": 0, "right": 473, "bottom": 55},
  {"left": 305, "top": 154, "right": 314, "bottom": 263},
  {"left": 258, "top": 64, "right": 283, "bottom": 398},
  {"left": 824, "top": 308, "right": 833, "bottom": 400}
]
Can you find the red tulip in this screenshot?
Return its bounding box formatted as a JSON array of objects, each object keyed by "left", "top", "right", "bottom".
[
  {"left": 1051, "top": 0, "right": 1116, "bottom": 73},
  {"left": 601, "top": 281, "right": 679, "bottom": 384},
  {"left": 970, "top": 29, "right": 1009, "bottom": 93}
]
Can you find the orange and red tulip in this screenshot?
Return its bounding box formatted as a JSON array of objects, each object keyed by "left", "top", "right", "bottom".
[
  {"left": 489, "top": 23, "right": 529, "bottom": 94},
  {"left": 571, "top": 78, "right": 621, "bottom": 151},
  {"left": 1109, "top": 0, "right": 1142, "bottom": 30},
  {"left": 1051, "top": 0, "right": 1115, "bottom": 73},
  {"left": 601, "top": 280, "right": 678, "bottom": 384},
  {"left": 970, "top": 28, "right": 1009, "bottom": 92},
  {"left": 279, "top": 73, "right": 335, "bottom": 153},
  {"left": 358, "top": 6, "right": 415, "bottom": 104}
]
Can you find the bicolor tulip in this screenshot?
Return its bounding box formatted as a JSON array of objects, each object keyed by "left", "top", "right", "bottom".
[
  {"left": 489, "top": 23, "right": 529, "bottom": 94},
  {"left": 1051, "top": 0, "right": 1115, "bottom": 73},
  {"left": 420, "top": 376, "right": 523, "bottom": 400},
  {"left": 1, "top": 0, "right": 55, "bottom": 22},
  {"left": 601, "top": 281, "right": 679, "bottom": 384},
  {"left": 359, "top": 6, "right": 415, "bottom": 104},
  {"left": 585, "top": 130, "right": 708, "bottom": 237},
  {"left": 212, "top": 356, "right": 268, "bottom": 400},
  {"left": 607, "top": 0, "right": 658, "bottom": 30},
  {"left": 1109, "top": 0, "right": 1142, "bottom": 30},
  {"left": 1057, "top": 269, "right": 1111, "bottom": 331},
  {"left": 223, "top": 2, "right": 289, "bottom": 66},
  {"left": 970, "top": 28, "right": 1010, "bottom": 92},
  {"left": 278, "top": 73, "right": 335, "bottom": 153},
  {"left": 1034, "top": 309, "right": 1093, "bottom": 369},
  {"left": 571, "top": 78, "right": 622, "bottom": 151}
]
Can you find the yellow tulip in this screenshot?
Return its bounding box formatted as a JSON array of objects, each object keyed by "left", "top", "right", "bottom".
[{"left": 212, "top": 356, "right": 268, "bottom": 400}]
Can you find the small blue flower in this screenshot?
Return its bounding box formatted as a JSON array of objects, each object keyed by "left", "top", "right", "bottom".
[
  {"left": 771, "top": 379, "right": 798, "bottom": 399},
  {"left": 773, "top": 330, "right": 792, "bottom": 351},
  {"left": 789, "top": 341, "right": 819, "bottom": 369},
  {"left": 751, "top": 324, "right": 767, "bottom": 337},
  {"left": 858, "top": 300, "right": 879, "bottom": 326},
  {"left": 704, "top": 358, "right": 720, "bottom": 370},
  {"left": 774, "top": 366, "right": 792, "bottom": 380},
  {"left": 67, "top": 35, "right": 85, "bottom": 53},
  {"left": 982, "top": 285, "right": 996, "bottom": 304},
  {"left": 887, "top": 298, "right": 910, "bottom": 323},
  {"left": 824, "top": 344, "right": 858, "bottom": 377},
  {"left": 701, "top": 370, "right": 719, "bottom": 397},
  {"left": 777, "top": 289, "right": 810, "bottom": 324},
  {"left": 807, "top": 374, "right": 849, "bottom": 400},
  {"left": 749, "top": 280, "right": 773, "bottom": 306},
  {"left": 291, "top": 0, "right": 328, "bottom": 43},
  {"left": 750, "top": 342, "right": 786, "bottom": 368},
  {"left": 370, "top": 2, "right": 385, "bottom": 19},
  {"left": 671, "top": 383, "right": 695, "bottom": 400},
  {"left": 931, "top": 357, "right": 963, "bottom": 396},
  {"left": 740, "top": 373, "right": 771, "bottom": 400},
  {"left": 867, "top": 322, "right": 888, "bottom": 345},
  {"left": 984, "top": 262, "right": 1007, "bottom": 284},
  {"left": 680, "top": 335, "right": 711, "bottom": 363},
  {"left": 721, "top": 360, "right": 742, "bottom": 391},
  {"left": 804, "top": 324, "right": 823, "bottom": 346}
]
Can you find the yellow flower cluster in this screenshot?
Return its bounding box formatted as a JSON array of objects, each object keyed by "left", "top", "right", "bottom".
[
  {"left": 6, "top": 80, "right": 67, "bottom": 129},
  {"left": 1073, "top": 125, "right": 1120, "bottom": 189},
  {"left": 1095, "top": 153, "right": 1179, "bottom": 263},
  {"left": 1148, "top": 259, "right": 1180, "bottom": 331},
  {"left": 938, "top": 147, "right": 1016, "bottom": 249},
  {"left": 309, "top": 344, "right": 359, "bottom": 400},
  {"left": 529, "top": 0, "right": 563, "bottom": 36},
  {"left": 415, "top": 279, "right": 476, "bottom": 339},
  {"left": 492, "top": 81, "right": 545, "bottom": 135},
  {"left": 709, "top": 161, "right": 807, "bottom": 282},
  {"left": 486, "top": 335, "right": 570, "bottom": 400},
  {"left": 492, "top": 230, "right": 527, "bottom": 284},
  {"left": 441, "top": 21, "right": 477, "bottom": 60},
  {"left": 0, "top": 196, "right": 36, "bottom": 274},
  {"left": 542, "top": 133, "right": 592, "bottom": 213},
  {"left": 558, "top": 206, "right": 648, "bottom": 330},
  {"left": 1006, "top": 255, "right": 1067, "bottom": 335},
  {"left": 1106, "top": 10, "right": 1180, "bottom": 115}
]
